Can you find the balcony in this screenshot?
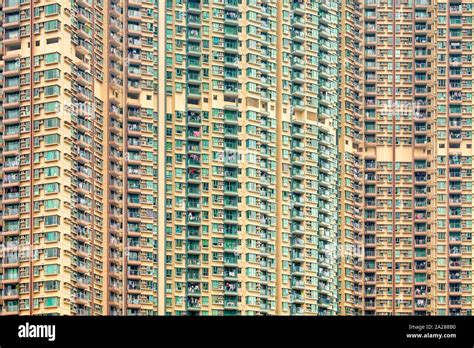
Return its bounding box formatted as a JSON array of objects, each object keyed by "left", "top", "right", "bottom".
[
  {"left": 292, "top": 1, "right": 305, "bottom": 14},
  {"left": 224, "top": 0, "right": 239, "bottom": 10}
]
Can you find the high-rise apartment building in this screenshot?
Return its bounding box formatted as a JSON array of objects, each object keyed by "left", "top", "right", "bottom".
[
  {"left": 0, "top": 0, "right": 473, "bottom": 317},
  {"left": 341, "top": 0, "right": 435, "bottom": 316},
  {"left": 338, "top": 0, "right": 364, "bottom": 315},
  {"left": 339, "top": 0, "right": 474, "bottom": 316},
  {"left": 163, "top": 0, "right": 339, "bottom": 315},
  {"left": 433, "top": 0, "right": 474, "bottom": 316},
  {"left": 0, "top": 0, "right": 161, "bottom": 315}
]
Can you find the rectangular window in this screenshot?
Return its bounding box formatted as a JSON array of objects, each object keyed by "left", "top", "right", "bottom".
[
  {"left": 44, "top": 150, "right": 60, "bottom": 161},
  {"left": 44, "top": 20, "right": 60, "bottom": 32},
  {"left": 44, "top": 117, "right": 60, "bottom": 128},
  {"left": 44, "top": 4, "right": 60, "bottom": 15},
  {"left": 44, "top": 183, "right": 60, "bottom": 193},
  {"left": 44, "top": 52, "right": 60, "bottom": 64},
  {"left": 44, "top": 280, "right": 59, "bottom": 291},
  {"left": 44, "top": 134, "right": 60, "bottom": 145},
  {"left": 44, "top": 101, "right": 60, "bottom": 113},
  {"left": 44, "top": 85, "right": 60, "bottom": 96},
  {"left": 44, "top": 199, "right": 60, "bottom": 210},
  {"left": 44, "top": 231, "right": 59, "bottom": 242},
  {"left": 44, "top": 166, "right": 59, "bottom": 177},
  {"left": 44, "top": 264, "right": 60, "bottom": 275},
  {"left": 44, "top": 297, "right": 59, "bottom": 307},
  {"left": 44, "top": 69, "right": 60, "bottom": 80},
  {"left": 44, "top": 248, "right": 59, "bottom": 258},
  {"left": 44, "top": 215, "right": 60, "bottom": 226},
  {"left": 5, "top": 60, "right": 20, "bottom": 71}
]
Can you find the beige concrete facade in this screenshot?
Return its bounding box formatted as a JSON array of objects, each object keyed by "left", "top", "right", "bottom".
[
  {"left": 0, "top": 0, "right": 160, "bottom": 315},
  {"left": 339, "top": 0, "right": 474, "bottom": 316},
  {"left": 163, "top": 0, "right": 339, "bottom": 315}
]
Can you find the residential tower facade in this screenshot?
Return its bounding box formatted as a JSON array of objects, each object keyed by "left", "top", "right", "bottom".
[
  {"left": 0, "top": 0, "right": 161, "bottom": 316},
  {"left": 0, "top": 0, "right": 473, "bottom": 317}
]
